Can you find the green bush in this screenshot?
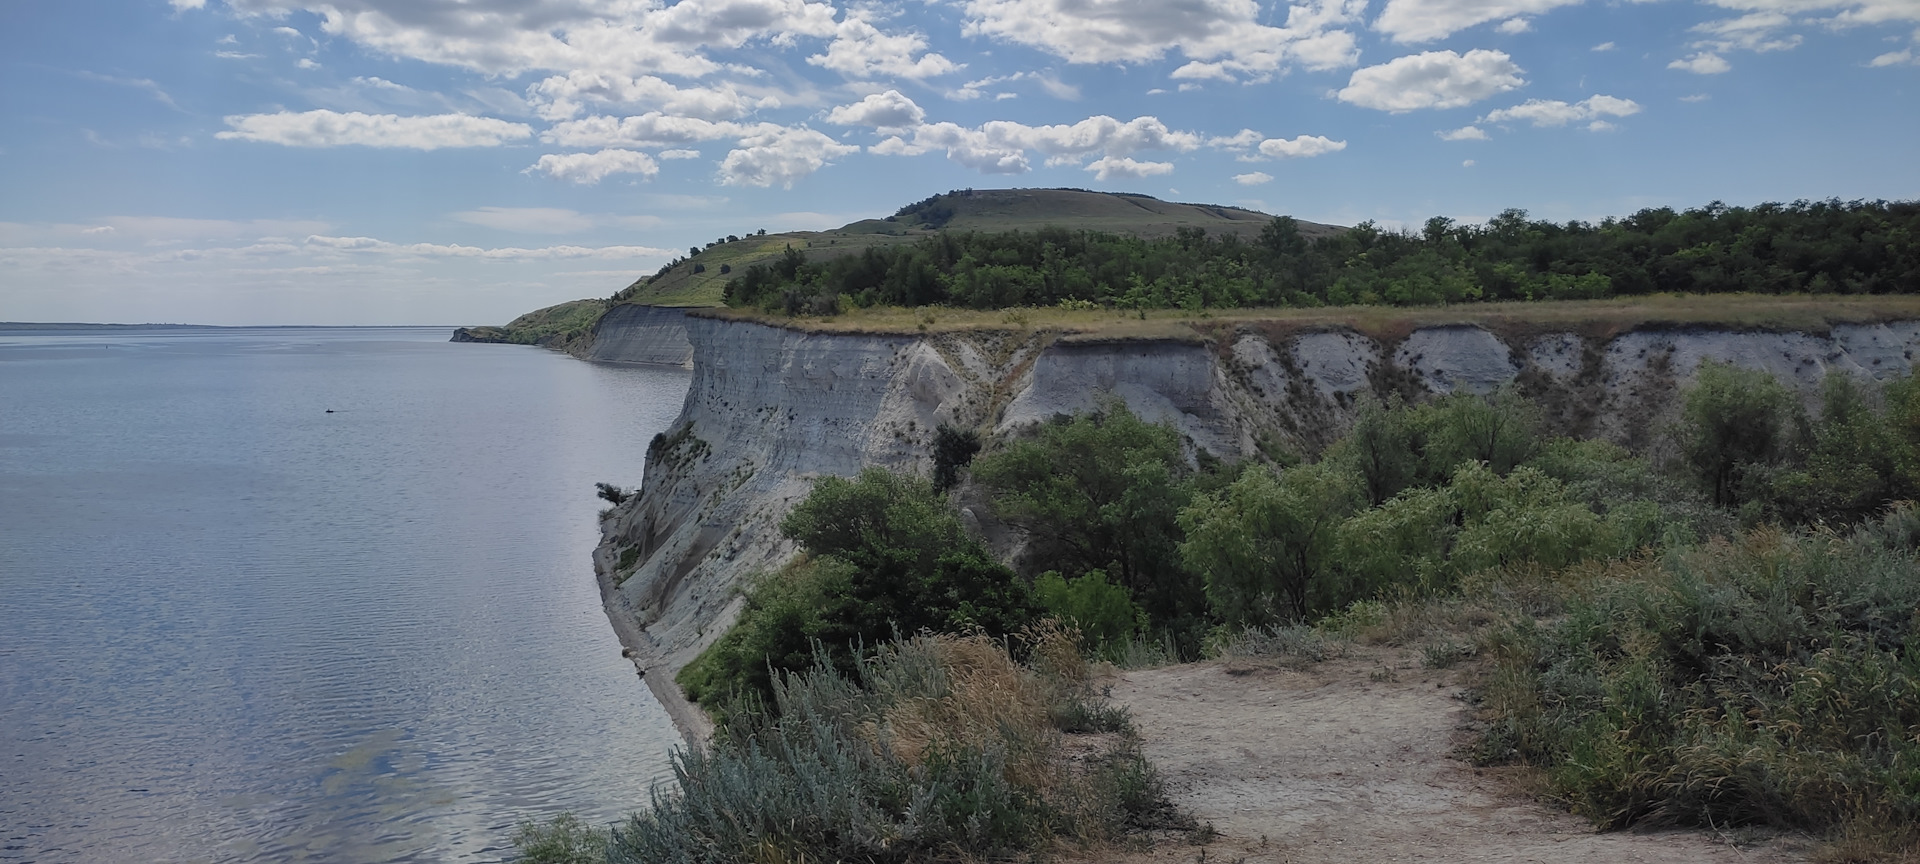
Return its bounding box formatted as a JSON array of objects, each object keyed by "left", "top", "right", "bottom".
[
  {"left": 680, "top": 468, "right": 1033, "bottom": 710},
  {"left": 1178, "top": 461, "right": 1364, "bottom": 624},
  {"left": 622, "top": 633, "right": 1178, "bottom": 864},
  {"left": 971, "top": 403, "right": 1206, "bottom": 636},
  {"left": 1033, "top": 569, "right": 1147, "bottom": 652},
  {"left": 1476, "top": 518, "right": 1920, "bottom": 837},
  {"left": 512, "top": 813, "right": 607, "bottom": 864},
  {"left": 1673, "top": 360, "right": 1803, "bottom": 507}
]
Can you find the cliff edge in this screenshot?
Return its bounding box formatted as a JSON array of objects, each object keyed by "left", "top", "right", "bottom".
[{"left": 589, "top": 305, "right": 1920, "bottom": 740}]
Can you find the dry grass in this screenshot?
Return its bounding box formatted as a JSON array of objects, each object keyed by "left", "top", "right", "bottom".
[{"left": 691, "top": 294, "right": 1920, "bottom": 343}]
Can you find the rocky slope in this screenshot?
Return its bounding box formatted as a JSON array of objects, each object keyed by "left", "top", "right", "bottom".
[{"left": 592, "top": 310, "right": 1920, "bottom": 739}]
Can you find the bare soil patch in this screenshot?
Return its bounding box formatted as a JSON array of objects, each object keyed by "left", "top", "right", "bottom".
[{"left": 1081, "top": 648, "right": 1812, "bottom": 864}]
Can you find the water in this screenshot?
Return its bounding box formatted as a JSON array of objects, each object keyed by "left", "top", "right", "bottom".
[{"left": 0, "top": 327, "right": 692, "bottom": 862}]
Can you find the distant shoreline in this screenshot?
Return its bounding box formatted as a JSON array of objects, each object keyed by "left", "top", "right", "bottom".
[{"left": 0, "top": 323, "right": 459, "bottom": 331}]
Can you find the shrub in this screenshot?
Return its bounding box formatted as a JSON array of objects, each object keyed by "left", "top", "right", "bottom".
[
  {"left": 619, "top": 633, "right": 1178, "bottom": 864},
  {"left": 1179, "top": 461, "right": 1364, "bottom": 624},
  {"left": 1476, "top": 518, "right": 1920, "bottom": 844},
  {"left": 680, "top": 469, "right": 1033, "bottom": 710},
  {"left": 972, "top": 403, "right": 1205, "bottom": 634},
  {"left": 594, "top": 482, "right": 630, "bottom": 505},
  {"left": 1033, "top": 569, "right": 1147, "bottom": 652},
  {"left": 930, "top": 423, "right": 982, "bottom": 493},
  {"left": 512, "top": 813, "right": 607, "bottom": 864},
  {"left": 1673, "top": 360, "right": 1802, "bottom": 507}
]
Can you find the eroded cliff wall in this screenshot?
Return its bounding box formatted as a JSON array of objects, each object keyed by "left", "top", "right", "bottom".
[
  {"left": 580, "top": 304, "right": 694, "bottom": 366},
  {"left": 593, "top": 315, "right": 1920, "bottom": 739}
]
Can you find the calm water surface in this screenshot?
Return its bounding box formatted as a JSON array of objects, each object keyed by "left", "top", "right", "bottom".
[{"left": 0, "top": 327, "right": 691, "bottom": 862}]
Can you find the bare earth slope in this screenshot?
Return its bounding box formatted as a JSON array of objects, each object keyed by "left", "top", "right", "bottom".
[{"left": 1097, "top": 651, "right": 1810, "bottom": 864}]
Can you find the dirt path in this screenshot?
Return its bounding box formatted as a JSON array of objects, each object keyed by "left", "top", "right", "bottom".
[{"left": 1093, "top": 649, "right": 1810, "bottom": 864}]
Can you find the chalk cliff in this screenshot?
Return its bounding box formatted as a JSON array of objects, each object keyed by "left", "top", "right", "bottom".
[{"left": 591, "top": 310, "right": 1920, "bottom": 740}]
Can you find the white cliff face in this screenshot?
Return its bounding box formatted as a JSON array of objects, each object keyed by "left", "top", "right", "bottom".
[
  {"left": 581, "top": 305, "right": 695, "bottom": 366},
  {"left": 592, "top": 314, "right": 1920, "bottom": 738}
]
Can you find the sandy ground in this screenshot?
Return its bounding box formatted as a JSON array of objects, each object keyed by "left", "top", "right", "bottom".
[{"left": 1084, "top": 648, "right": 1812, "bottom": 864}]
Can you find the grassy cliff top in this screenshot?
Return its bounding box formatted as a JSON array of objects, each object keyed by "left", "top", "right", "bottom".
[
  {"left": 694, "top": 294, "right": 1920, "bottom": 344},
  {"left": 619, "top": 188, "right": 1340, "bottom": 308}
]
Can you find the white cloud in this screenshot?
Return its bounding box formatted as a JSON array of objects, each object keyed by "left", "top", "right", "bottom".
[
  {"left": 1870, "top": 48, "right": 1917, "bottom": 65},
  {"left": 216, "top": 110, "right": 532, "bottom": 149},
  {"left": 303, "top": 234, "right": 670, "bottom": 260},
  {"left": 1085, "top": 156, "right": 1175, "bottom": 180},
  {"left": 960, "top": 0, "right": 1365, "bottom": 80},
  {"left": 170, "top": 0, "right": 206, "bottom": 9},
  {"left": 808, "top": 16, "right": 958, "bottom": 79},
  {"left": 658, "top": 148, "right": 703, "bottom": 159},
  {"left": 1337, "top": 49, "right": 1525, "bottom": 112},
  {"left": 1437, "top": 125, "right": 1490, "bottom": 140},
  {"left": 1592, "top": 41, "right": 1615, "bottom": 51},
  {"left": 1462, "top": 159, "right": 1476, "bottom": 166},
  {"left": 883, "top": 114, "right": 1203, "bottom": 174},
  {"left": 527, "top": 72, "right": 770, "bottom": 122},
  {"left": 1680, "top": 93, "right": 1712, "bottom": 101},
  {"left": 527, "top": 149, "right": 662, "bottom": 184},
  {"left": 1208, "top": 128, "right": 1266, "bottom": 149},
  {"left": 1233, "top": 171, "right": 1273, "bottom": 185},
  {"left": 1257, "top": 134, "right": 1346, "bottom": 158},
  {"left": 949, "top": 71, "right": 1083, "bottom": 102},
  {"left": 1480, "top": 94, "right": 1641, "bottom": 127},
  {"left": 297, "top": 58, "right": 321, "bottom": 69},
  {"left": 1374, "top": 0, "right": 1585, "bottom": 43},
  {"left": 825, "top": 90, "right": 926, "bottom": 129},
  {"left": 717, "top": 126, "right": 858, "bottom": 187},
  {"left": 1669, "top": 52, "right": 1733, "bottom": 73},
  {"left": 1587, "top": 120, "right": 1616, "bottom": 131},
  {"left": 544, "top": 113, "right": 772, "bottom": 148},
  {"left": 1496, "top": 17, "right": 1532, "bottom": 33},
  {"left": 450, "top": 207, "right": 597, "bottom": 233},
  {"left": 1692, "top": 12, "right": 1802, "bottom": 51},
  {"left": 220, "top": 0, "right": 840, "bottom": 79}
]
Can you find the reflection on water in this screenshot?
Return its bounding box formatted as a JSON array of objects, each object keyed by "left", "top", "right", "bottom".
[{"left": 0, "top": 327, "right": 691, "bottom": 862}]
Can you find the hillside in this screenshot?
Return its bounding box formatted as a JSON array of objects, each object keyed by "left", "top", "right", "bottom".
[{"left": 617, "top": 188, "right": 1343, "bottom": 309}]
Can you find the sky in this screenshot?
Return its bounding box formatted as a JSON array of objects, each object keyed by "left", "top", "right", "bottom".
[{"left": 1, "top": 0, "right": 1916, "bottom": 325}]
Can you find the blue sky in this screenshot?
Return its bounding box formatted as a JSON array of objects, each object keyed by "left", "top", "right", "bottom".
[{"left": 2, "top": 0, "right": 1916, "bottom": 325}]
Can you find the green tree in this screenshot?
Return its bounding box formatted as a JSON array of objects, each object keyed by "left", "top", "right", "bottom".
[
  {"left": 971, "top": 404, "right": 1197, "bottom": 625},
  {"left": 1673, "top": 361, "right": 1802, "bottom": 507},
  {"left": 1178, "top": 462, "right": 1364, "bottom": 624}
]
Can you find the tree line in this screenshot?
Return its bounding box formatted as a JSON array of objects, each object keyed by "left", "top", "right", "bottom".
[{"left": 721, "top": 199, "right": 1920, "bottom": 314}]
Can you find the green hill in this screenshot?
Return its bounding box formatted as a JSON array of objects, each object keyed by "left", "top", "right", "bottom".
[{"left": 617, "top": 188, "right": 1342, "bottom": 309}]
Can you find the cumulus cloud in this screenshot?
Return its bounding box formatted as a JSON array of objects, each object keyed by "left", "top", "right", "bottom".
[
  {"left": 1373, "top": 0, "right": 1585, "bottom": 43},
  {"left": 717, "top": 126, "right": 858, "bottom": 187},
  {"left": 808, "top": 16, "right": 958, "bottom": 79},
  {"left": 1085, "top": 156, "right": 1175, "bottom": 180},
  {"left": 218, "top": 0, "right": 839, "bottom": 78},
  {"left": 1871, "top": 48, "right": 1917, "bottom": 65},
  {"left": 825, "top": 90, "right": 926, "bottom": 129},
  {"left": 527, "top": 149, "right": 662, "bottom": 184},
  {"left": 1337, "top": 49, "right": 1525, "bottom": 112},
  {"left": 216, "top": 110, "right": 532, "bottom": 149},
  {"left": 1496, "top": 17, "right": 1532, "bottom": 33},
  {"left": 450, "top": 207, "right": 597, "bottom": 233},
  {"left": 527, "top": 72, "right": 771, "bottom": 121},
  {"left": 1480, "top": 94, "right": 1641, "bottom": 127},
  {"left": 1257, "top": 134, "right": 1346, "bottom": 158},
  {"left": 1669, "top": 51, "right": 1733, "bottom": 73},
  {"left": 1437, "top": 125, "right": 1489, "bottom": 140},
  {"left": 960, "top": 0, "right": 1364, "bottom": 79},
  {"left": 1233, "top": 171, "right": 1273, "bottom": 185},
  {"left": 1592, "top": 41, "right": 1615, "bottom": 51},
  {"left": 543, "top": 112, "right": 772, "bottom": 148},
  {"left": 658, "top": 148, "right": 703, "bottom": 158},
  {"left": 871, "top": 113, "right": 1203, "bottom": 174}
]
